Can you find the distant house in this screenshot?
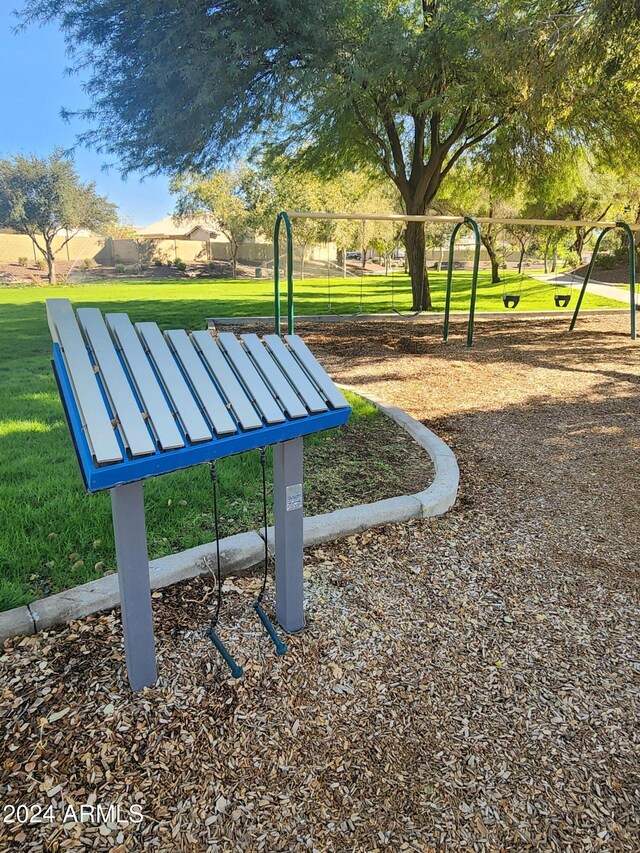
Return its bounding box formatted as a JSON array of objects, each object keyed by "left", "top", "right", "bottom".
[
  {"left": 131, "top": 215, "right": 270, "bottom": 264},
  {"left": 94, "top": 215, "right": 269, "bottom": 266},
  {"left": 134, "top": 215, "right": 222, "bottom": 242},
  {"left": 98, "top": 214, "right": 338, "bottom": 271}
]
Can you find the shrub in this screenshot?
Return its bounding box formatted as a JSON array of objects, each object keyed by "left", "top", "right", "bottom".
[
  {"left": 560, "top": 250, "right": 580, "bottom": 269},
  {"left": 153, "top": 258, "right": 163, "bottom": 267},
  {"left": 596, "top": 253, "right": 618, "bottom": 270},
  {"left": 115, "top": 263, "right": 126, "bottom": 274},
  {"left": 17, "top": 256, "right": 29, "bottom": 267},
  {"left": 34, "top": 258, "right": 46, "bottom": 271},
  {"left": 81, "top": 257, "right": 97, "bottom": 271},
  {"left": 175, "top": 261, "right": 187, "bottom": 271},
  {"left": 596, "top": 245, "right": 631, "bottom": 270},
  {"left": 173, "top": 257, "right": 184, "bottom": 267},
  {"left": 207, "top": 261, "right": 218, "bottom": 271}
]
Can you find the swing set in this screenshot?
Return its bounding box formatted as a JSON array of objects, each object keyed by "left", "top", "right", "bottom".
[
  {"left": 273, "top": 211, "right": 638, "bottom": 346},
  {"left": 326, "top": 221, "right": 365, "bottom": 316}
]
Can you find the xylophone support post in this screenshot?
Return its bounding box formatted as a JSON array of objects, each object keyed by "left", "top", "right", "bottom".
[
  {"left": 273, "top": 437, "right": 305, "bottom": 633},
  {"left": 110, "top": 482, "right": 157, "bottom": 690}
]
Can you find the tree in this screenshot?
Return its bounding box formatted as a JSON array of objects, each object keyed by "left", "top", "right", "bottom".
[
  {"left": 0, "top": 151, "right": 117, "bottom": 283},
  {"left": 260, "top": 162, "right": 399, "bottom": 277},
  {"left": 20, "top": 1, "right": 640, "bottom": 307},
  {"left": 504, "top": 224, "right": 532, "bottom": 275},
  {"left": 424, "top": 223, "right": 451, "bottom": 272},
  {"left": 561, "top": 177, "right": 622, "bottom": 264},
  {"left": 172, "top": 165, "right": 261, "bottom": 278},
  {"left": 436, "top": 161, "right": 517, "bottom": 283},
  {"left": 522, "top": 154, "right": 630, "bottom": 264}
]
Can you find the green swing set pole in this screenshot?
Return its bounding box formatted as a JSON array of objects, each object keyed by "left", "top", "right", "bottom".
[
  {"left": 443, "top": 216, "right": 482, "bottom": 347},
  {"left": 619, "top": 221, "right": 636, "bottom": 341},
  {"left": 569, "top": 228, "right": 612, "bottom": 332},
  {"left": 273, "top": 211, "right": 295, "bottom": 334},
  {"left": 465, "top": 217, "right": 482, "bottom": 347},
  {"left": 443, "top": 222, "right": 463, "bottom": 341},
  {"left": 569, "top": 222, "right": 636, "bottom": 340}
]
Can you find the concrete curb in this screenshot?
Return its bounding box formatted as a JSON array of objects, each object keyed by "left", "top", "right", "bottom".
[
  {"left": 26, "top": 532, "right": 265, "bottom": 634},
  {"left": 0, "top": 606, "right": 35, "bottom": 639},
  {"left": 339, "top": 385, "right": 459, "bottom": 518},
  {"left": 0, "top": 390, "right": 458, "bottom": 642}
]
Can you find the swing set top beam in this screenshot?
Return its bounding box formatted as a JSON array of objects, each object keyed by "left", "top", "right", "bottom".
[{"left": 285, "top": 211, "right": 640, "bottom": 231}]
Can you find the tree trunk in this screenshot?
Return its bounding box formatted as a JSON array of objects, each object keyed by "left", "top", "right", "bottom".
[
  {"left": 572, "top": 228, "right": 585, "bottom": 263},
  {"left": 45, "top": 244, "right": 56, "bottom": 284},
  {"left": 552, "top": 243, "right": 558, "bottom": 273},
  {"left": 518, "top": 247, "right": 525, "bottom": 275},
  {"left": 231, "top": 242, "right": 238, "bottom": 279},
  {"left": 481, "top": 233, "right": 500, "bottom": 284},
  {"left": 405, "top": 220, "right": 431, "bottom": 311}
]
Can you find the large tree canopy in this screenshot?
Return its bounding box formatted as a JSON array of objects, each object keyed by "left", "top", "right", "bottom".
[{"left": 20, "top": 0, "right": 640, "bottom": 306}]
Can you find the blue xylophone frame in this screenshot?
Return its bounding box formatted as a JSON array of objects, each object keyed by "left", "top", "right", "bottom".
[{"left": 52, "top": 342, "right": 351, "bottom": 493}]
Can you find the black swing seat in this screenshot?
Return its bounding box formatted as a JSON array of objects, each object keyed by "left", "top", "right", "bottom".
[
  {"left": 554, "top": 293, "right": 571, "bottom": 307},
  {"left": 502, "top": 294, "right": 520, "bottom": 309}
]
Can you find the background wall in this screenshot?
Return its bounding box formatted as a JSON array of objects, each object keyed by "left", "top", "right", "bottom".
[{"left": 0, "top": 233, "right": 105, "bottom": 264}]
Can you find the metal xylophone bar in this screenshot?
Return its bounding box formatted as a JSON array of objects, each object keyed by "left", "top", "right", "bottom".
[{"left": 47, "top": 299, "right": 350, "bottom": 690}]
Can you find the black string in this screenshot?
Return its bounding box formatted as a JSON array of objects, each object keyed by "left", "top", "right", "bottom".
[
  {"left": 257, "top": 447, "right": 268, "bottom": 604},
  {"left": 208, "top": 461, "right": 222, "bottom": 631}
]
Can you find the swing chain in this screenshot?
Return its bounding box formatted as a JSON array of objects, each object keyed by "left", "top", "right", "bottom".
[
  {"left": 257, "top": 447, "right": 269, "bottom": 605},
  {"left": 207, "top": 460, "right": 223, "bottom": 632},
  {"left": 205, "top": 459, "right": 244, "bottom": 677}
]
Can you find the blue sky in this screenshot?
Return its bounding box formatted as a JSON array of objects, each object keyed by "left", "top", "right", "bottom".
[{"left": 0, "top": 8, "right": 173, "bottom": 225}]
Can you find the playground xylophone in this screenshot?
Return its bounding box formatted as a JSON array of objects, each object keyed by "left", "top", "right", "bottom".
[{"left": 46, "top": 299, "right": 350, "bottom": 690}]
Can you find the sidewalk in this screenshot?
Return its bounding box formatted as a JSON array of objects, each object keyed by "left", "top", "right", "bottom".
[{"left": 531, "top": 271, "right": 638, "bottom": 306}]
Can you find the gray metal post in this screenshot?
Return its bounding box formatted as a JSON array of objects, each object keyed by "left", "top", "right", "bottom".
[
  {"left": 110, "top": 481, "right": 158, "bottom": 691},
  {"left": 273, "top": 437, "right": 305, "bottom": 632}
]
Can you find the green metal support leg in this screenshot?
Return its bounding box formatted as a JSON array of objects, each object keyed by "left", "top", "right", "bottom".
[
  {"left": 273, "top": 211, "right": 295, "bottom": 335},
  {"left": 443, "top": 217, "right": 481, "bottom": 346},
  {"left": 569, "top": 222, "right": 636, "bottom": 340}
]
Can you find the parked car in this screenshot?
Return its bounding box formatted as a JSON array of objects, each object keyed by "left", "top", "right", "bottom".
[{"left": 346, "top": 251, "right": 361, "bottom": 260}]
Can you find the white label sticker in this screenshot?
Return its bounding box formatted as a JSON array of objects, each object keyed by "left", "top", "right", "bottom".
[{"left": 286, "top": 484, "right": 303, "bottom": 512}]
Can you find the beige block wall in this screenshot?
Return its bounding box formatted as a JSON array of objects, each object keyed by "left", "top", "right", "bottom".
[
  {"left": 100, "top": 237, "right": 273, "bottom": 265},
  {"left": 101, "top": 238, "right": 210, "bottom": 265},
  {"left": 0, "top": 233, "right": 105, "bottom": 264}
]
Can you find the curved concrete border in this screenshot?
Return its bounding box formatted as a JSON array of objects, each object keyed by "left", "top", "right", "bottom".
[{"left": 0, "top": 390, "right": 458, "bottom": 641}]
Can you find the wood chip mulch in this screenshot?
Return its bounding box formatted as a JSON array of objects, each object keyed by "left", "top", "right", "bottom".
[{"left": 1, "top": 314, "right": 639, "bottom": 851}]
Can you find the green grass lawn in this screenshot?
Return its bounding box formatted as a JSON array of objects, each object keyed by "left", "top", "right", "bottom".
[{"left": 0, "top": 274, "right": 621, "bottom": 611}]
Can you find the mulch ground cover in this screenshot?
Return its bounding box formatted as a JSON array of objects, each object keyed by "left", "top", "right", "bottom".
[{"left": 1, "top": 313, "right": 639, "bottom": 851}]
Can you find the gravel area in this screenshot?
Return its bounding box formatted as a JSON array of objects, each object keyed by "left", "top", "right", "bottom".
[{"left": 1, "top": 313, "right": 639, "bottom": 851}]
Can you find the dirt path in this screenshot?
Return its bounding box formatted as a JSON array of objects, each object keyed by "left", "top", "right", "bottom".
[{"left": 1, "top": 314, "right": 638, "bottom": 851}]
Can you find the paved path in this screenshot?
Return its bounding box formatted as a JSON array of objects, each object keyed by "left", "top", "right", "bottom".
[{"left": 531, "top": 271, "right": 638, "bottom": 306}]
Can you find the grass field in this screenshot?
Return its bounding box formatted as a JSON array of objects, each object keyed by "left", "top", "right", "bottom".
[
  {"left": 286, "top": 269, "right": 621, "bottom": 314},
  {"left": 0, "top": 274, "right": 620, "bottom": 610},
  {"left": 2, "top": 269, "right": 621, "bottom": 318}
]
